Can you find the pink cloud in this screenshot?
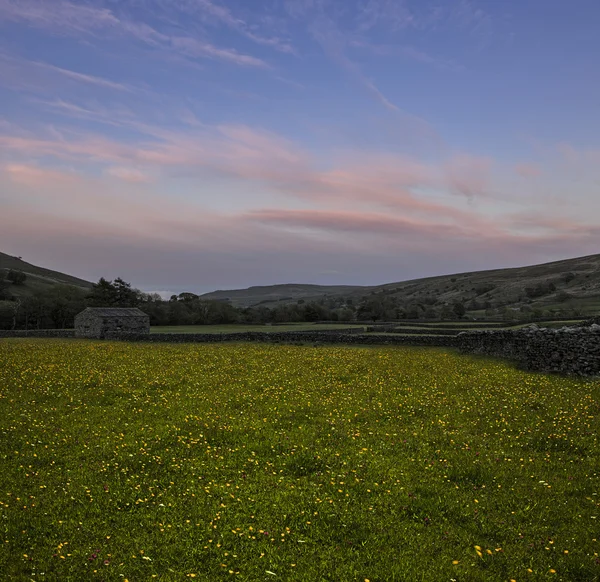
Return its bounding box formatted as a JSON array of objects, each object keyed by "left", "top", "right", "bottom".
[
  {"left": 0, "top": 121, "right": 513, "bottom": 233},
  {"left": 444, "top": 154, "right": 492, "bottom": 199},
  {"left": 244, "top": 208, "right": 600, "bottom": 257},
  {"left": 3, "top": 115, "right": 598, "bottom": 256},
  {"left": 3, "top": 160, "right": 600, "bottom": 292},
  {"left": 507, "top": 212, "right": 599, "bottom": 235},
  {"left": 105, "top": 166, "right": 151, "bottom": 183},
  {"left": 245, "top": 208, "right": 501, "bottom": 240},
  {"left": 0, "top": 132, "right": 141, "bottom": 166},
  {"left": 3, "top": 163, "right": 80, "bottom": 187},
  {"left": 515, "top": 163, "right": 541, "bottom": 178},
  {"left": 557, "top": 142, "right": 600, "bottom": 165}
]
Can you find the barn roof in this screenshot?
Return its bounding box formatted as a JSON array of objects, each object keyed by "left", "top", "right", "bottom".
[{"left": 77, "top": 307, "right": 149, "bottom": 317}]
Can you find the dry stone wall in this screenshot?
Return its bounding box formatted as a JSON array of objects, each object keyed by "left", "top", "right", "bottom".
[
  {"left": 1, "top": 325, "right": 599, "bottom": 376},
  {"left": 454, "top": 325, "right": 600, "bottom": 376},
  {"left": 0, "top": 329, "right": 76, "bottom": 338},
  {"left": 104, "top": 330, "right": 457, "bottom": 346}
]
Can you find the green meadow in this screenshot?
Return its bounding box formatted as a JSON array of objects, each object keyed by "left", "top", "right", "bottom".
[
  {"left": 0, "top": 340, "right": 599, "bottom": 581},
  {"left": 150, "top": 324, "right": 365, "bottom": 334}
]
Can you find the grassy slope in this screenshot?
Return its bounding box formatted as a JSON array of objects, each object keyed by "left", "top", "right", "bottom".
[
  {"left": 200, "top": 284, "right": 367, "bottom": 308},
  {"left": 1, "top": 340, "right": 598, "bottom": 581},
  {"left": 199, "top": 254, "right": 600, "bottom": 314},
  {"left": 4, "top": 249, "right": 600, "bottom": 316},
  {"left": 0, "top": 251, "right": 92, "bottom": 296},
  {"left": 358, "top": 253, "right": 600, "bottom": 313}
]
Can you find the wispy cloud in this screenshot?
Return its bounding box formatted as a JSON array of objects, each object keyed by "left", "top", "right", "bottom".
[
  {"left": 515, "top": 163, "right": 541, "bottom": 178},
  {"left": 447, "top": 0, "right": 493, "bottom": 45},
  {"left": 355, "top": 0, "right": 415, "bottom": 32},
  {"left": 556, "top": 142, "right": 600, "bottom": 166},
  {"left": 350, "top": 40, "right": 464, "bottom": 72},
  {"left": 3, "top": 163, "right": 80, "bottom": 188},
  {"left": 0, "top": 0, "right": 269, "bottom": 68},
  {"left": 105, "top": 166, "right": 151, "bottom": 183},
  {"left": 0, "top": 52, "right": 133, "bottom": 93},
  {"left": 308, "top": 14, "right": 401, "bottom": 112},
  {"left": 0, "top": 110, "right": 502, "bottom": 235},
  {"left": 158, "top": 0, "right": 296, "bottom": 54},
  {"left": 170, "top": 36, "right": 269, "bottom": 68},
  {"left": 0, "top": 0, "right": 119, "bottom": 34},
  {"left": 37, "top": 62, "right": 132, "bottom": 91},
  {"left": 444, "top": 154, "right": 492, "bottom": 200},
  {"left": 245, "top": 208, "right": 495, "bottom": 240}
]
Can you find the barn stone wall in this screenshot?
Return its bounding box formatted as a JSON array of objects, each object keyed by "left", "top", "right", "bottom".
[
  {"left": 74, "top": 311, "right": 104, "bottom": 338},
  {"left": 74, "top": 313, "right": 150, "bottom": 338}
]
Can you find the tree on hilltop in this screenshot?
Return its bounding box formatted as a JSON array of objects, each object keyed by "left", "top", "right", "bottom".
[{"left": 88, "top": 277, "right": 141, "bottom": 307}]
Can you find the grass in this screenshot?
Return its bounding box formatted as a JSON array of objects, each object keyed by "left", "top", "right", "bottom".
[
  {"left": 541, "top": 297, "right": 600, "bottom": 315},
  {"left": 0, "top": 251, "right": 92, "bottom": 297},
  {"left": 151, "top": 324, "right": 365, "bottom": 334},
  {"left": 366, "top": 332, "right": 442, "bottom": 337},
  {"left": 1, "top": 339, "right": 599, "bottom": 581}
]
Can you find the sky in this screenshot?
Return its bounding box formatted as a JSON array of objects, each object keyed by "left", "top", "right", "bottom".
[{"left": 1, "top": 0, "right": 599, "bottom": 295}]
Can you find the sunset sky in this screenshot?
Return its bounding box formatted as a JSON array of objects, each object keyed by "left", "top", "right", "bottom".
[{"left": 1, "top": 0, "right": 599, "bottom": 295}]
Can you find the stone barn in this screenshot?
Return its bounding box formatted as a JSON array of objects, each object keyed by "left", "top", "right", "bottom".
[{"left": 74, "top": 307, "right": 150, "bottom": 339}]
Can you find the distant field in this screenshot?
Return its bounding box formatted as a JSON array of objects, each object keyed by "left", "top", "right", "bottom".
[
  {"left": 368, "top": 319, "right": 586, "bottom": 336},
  {"left": 411, "top": 321, "right": 507, "bottom": 327},
  {"left": 1, "top": 340, "right": 599, "bottom": 581},
  {"left": 151, "top": 323, "right": 365, "bottom": 334},
  {"left": 541, "top": 296, "right": 600, "bottom": 315},
  {"left": 151, "top": 320, "right": 585, "bottom": 336}
]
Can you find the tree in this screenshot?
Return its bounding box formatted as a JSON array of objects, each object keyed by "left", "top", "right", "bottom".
[
  {"left": 336, "top": 307, "right": 355, "bottom": 322},
  {"left": 113, "top": 277, "right": 140, "bottom": 307},
  {"left": 0, "top": 277, "right": 11, "bottom": 300},
  {"left": 440, "top": 305, "right": 454, "bottom": 320},
  {"left": 178, "top": 292, "right": 199, "bottom": 302},
  {"left": 168, "top": 300, "right": 194, "bottom": 325},
  {"left": 88, "top": 277, "right": 118, "bottom": 306},
  {"left": 0, "top": 299, "right": 21, "bottom": 330},
  {"left": 452, "top": 302, "right": 466, "bottom": 318},
  {"left": 88, "top": 277, "right": 140, "bottom": 307},
  {"left": 0, "top": 301, "right": 16, "bottom": 329},
  {"left": 424, "top": 308, "right": 438, "bottom": 319},
  {"left": 525, "top": 281, "right": 556, "bottom": 299},
  {"left": 303, "top": 302, "right": 326, "bottom": 322},
  {"left": 7, "top": 270, "right": 27, "bottom": 285},
  {"left": 47, "top": 285, "right": 87, "bottom": 328}
]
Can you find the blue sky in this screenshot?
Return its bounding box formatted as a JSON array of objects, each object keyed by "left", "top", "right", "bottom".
[{"left": 1, "top": 0, "right": 599, "bottom": 294}]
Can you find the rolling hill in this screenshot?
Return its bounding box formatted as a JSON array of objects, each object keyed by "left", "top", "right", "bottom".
[
  {"left": 200, "top": 283, "right": 366, "bottom": 308},
  {"left": 0, "top": 252, "right": 92, "bottom": 296},
  {"left": 3, "top": 249, "right": 599, "bottom": 317},
  {"left": 200, "top": 254, "right": 600, "bottom": 315}
]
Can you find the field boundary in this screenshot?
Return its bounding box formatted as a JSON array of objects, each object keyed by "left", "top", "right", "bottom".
[{"left": 2, "top": 326, "right": 599, "bottom": 376}]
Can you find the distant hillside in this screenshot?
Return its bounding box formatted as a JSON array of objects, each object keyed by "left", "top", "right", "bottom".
[
  {"left": 4, "top": 250, "right": 600, "bottom": 318},
  {"left": 201, "top": 284, "right": 366, "bottom": 308},
  {"left": 200, "top": 254, "right": 600, "bottom": 316},
  {"left": 356, "top": 253, "right": 600, "bottom": 313},
  {"left": 0, "top": 252, "right": 92, "bottom": 296}
]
